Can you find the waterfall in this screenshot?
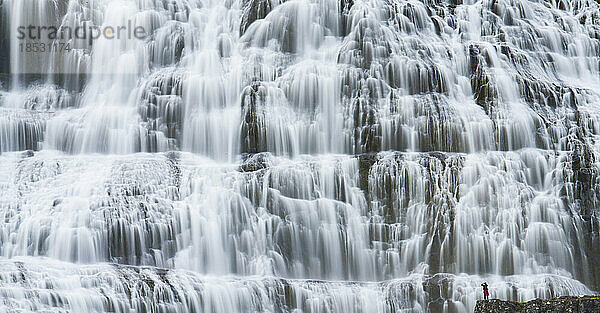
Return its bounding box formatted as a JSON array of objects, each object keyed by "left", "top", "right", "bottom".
[{"left": 1, "top": 0, "right": 600, "bottom": 311}]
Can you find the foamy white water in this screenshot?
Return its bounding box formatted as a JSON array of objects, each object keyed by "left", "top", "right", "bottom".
[{"left": 1, "top": 0, "right": 600, "bottom": 311}]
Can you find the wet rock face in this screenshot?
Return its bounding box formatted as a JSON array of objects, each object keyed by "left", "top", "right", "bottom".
[
  {"left": 0, "top": 0, "right": 9, "bottom": 85},
  {"left": 138, "top": 68, "right": 185, "bottom": 151},
  {"left": 240, "top": 0, "right": 272, "bottom": 35},
  {"left": 474, "top": 296, "right": 600, "bottom": 313}
]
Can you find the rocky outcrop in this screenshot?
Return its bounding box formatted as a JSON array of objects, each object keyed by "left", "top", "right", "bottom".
[
  {"left": 240, "top": 0, "right": 272, "bottom": 35},
  {"left": 474, "top": 296, "right": 600, "bottom": 313}
]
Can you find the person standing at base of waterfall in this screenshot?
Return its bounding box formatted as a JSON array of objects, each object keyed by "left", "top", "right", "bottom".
[{"left": 481, "top": 282, "right": 489, "bottom": 300}]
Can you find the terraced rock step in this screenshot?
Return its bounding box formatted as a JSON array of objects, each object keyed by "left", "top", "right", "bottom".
[
  {"left": 0, "top": 258, "right": 591, "bottom": 313},
  {"left": 474, "top": 296, "right": 600, "bottom": 313}
]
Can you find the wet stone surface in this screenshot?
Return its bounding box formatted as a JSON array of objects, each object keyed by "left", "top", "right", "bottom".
[{"left": 474, "top": 296, "right": 600, "bottom": 313}]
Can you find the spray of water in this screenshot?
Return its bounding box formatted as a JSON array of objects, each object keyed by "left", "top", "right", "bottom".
[{"left": 1, "top": 0, "right": 600, "bottom": 311}]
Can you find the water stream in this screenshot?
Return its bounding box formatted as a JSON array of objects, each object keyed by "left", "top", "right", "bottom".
[{"left": 1, "top": 0, "right": 600, "bottom": 311}]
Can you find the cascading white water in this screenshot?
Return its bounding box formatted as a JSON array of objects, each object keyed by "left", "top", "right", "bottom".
[{"left": 1, "top": 0, "right": 600, "bottom": 312}]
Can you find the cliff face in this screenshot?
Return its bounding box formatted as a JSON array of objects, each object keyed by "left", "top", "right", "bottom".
[{"left": 474, "top": 296, "right": 600, "bottom": 313}]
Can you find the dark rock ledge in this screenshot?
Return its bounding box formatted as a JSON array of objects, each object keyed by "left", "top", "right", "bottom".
[{"left": 474, "top": 296, "right": 600, "bottom": 313}]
